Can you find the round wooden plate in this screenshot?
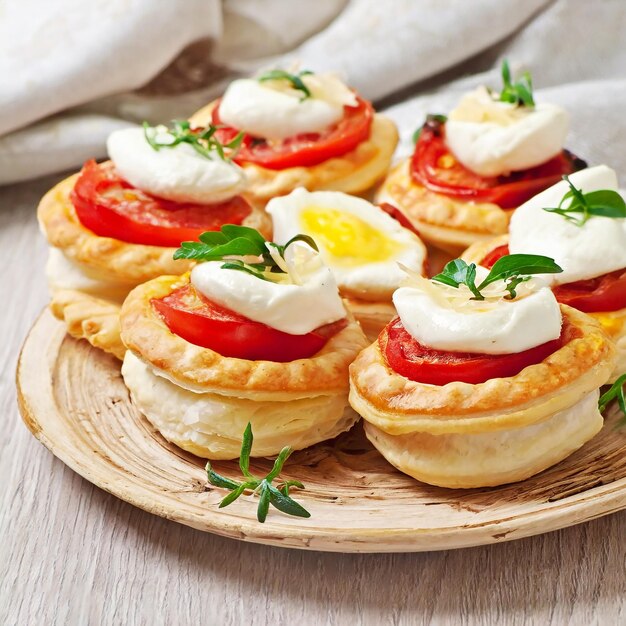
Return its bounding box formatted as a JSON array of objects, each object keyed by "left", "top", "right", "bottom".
[{"left": 17, "top": 309, "right": 626, "bottom": 553}]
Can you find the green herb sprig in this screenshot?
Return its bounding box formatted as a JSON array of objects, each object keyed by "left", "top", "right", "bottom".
[
  {"left": 497, "top": 59, "right": 535, "bottom": 107},
  {"left": 543, "top": 175, "right": 626, "bottom": 226},
  {"left": 412, "top": 113, "right": 448, "bottom": 144},
  {"left": 599, "top": 374, "right": 626, "bottom": 427},
  {"left": 173, "top": 225, "right": 318, "bottom": 281},
  {"left": 258, "top": 69, "right": 314, "bottom": 100},
  {"left": 432, "top": 254, "right": 563, "bottom": 301},
  {"left": 207, "top": 423, "right": 310, "bottom": 523},
  {"left": 143, "top": 120, "right": 243, "bottom": 161}
]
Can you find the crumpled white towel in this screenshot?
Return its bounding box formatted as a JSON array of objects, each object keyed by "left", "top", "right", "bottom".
[{"left": 0, "top": 0, "right": 625, "bottom": 185}]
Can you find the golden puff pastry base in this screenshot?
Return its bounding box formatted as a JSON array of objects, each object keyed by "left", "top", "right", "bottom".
[
  {"left": 37, "top": 168, "right": 272, "bottom": 286},
  {"left": 461, "top": 234, "right": 510, "bottom": 265},
  {"left": 50, "top": 289, "right": 126, "bottom": 360},
  {"left": 189, "top": 102, "right": 399, "bottom": 204},
  {"left": 375, "top": 160, "right": 510, "bottom": 256},
  {"left": 122, "top": 350, "right": 359, "bottom": 460},
  {"left": 349, "top": 306, "right": 615, "bottom": 488},
  {"left": 344, "top": 297, "right": 396, "bottom": 342},
  {"left": 120, "top": 274, "right": 370, "bottom": 401}
]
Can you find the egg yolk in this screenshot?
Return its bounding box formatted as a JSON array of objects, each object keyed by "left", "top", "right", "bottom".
[{"left": 299, "top": 206, "right": 404, "bottom": 267}]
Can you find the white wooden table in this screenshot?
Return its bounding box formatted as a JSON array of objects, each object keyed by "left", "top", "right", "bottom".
[{"left": 1, "top": 174, "right": 625, "bottom": 626}]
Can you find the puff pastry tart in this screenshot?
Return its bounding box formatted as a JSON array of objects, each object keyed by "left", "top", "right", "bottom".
[
  {"left": 376, "top": 61, "right": 585, "bottom": 255},
  {"left": 38, "top": 121, "right": 270, "bottom": 358},
  {"left": 349, "top": 253, "right": 615, "bottom": 488},
  {"left": 463, "top": 165, "right": 626, "bottom": 382},
  {"left": 267, "top": 187, "right": 427, "bottom": 340},
  {"left": 120, "top": 226, "right": 369, "bottom": 459},
  {"left": 189, "top": 69, "right": 398, "bottom": 204}
]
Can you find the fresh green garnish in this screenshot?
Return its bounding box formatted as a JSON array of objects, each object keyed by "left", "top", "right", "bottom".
[
  {"left": 497, "top": 59, "right": 535, "bottom": 107},
  {"left": 143, "top": 120, "right": 244, "bottom": 161},
  {"left": 412, "top": 113, "right": 448, "bottom": 143},
  {"left": 258, "top": 69, "right": 314, "bottom": 100},
  {"left": 206, "top": 423, "right": 310, "bottom": 523},
  {"left": 543, "top": 175, "right": 626, "bottom": 226},
  {"left": 173, "top": 225, "right": 318, "bottom": 281},
  {"left": 599, "top": 374, "right": 626, "bottom": 427},
  {"left": 432, "top": 254, "right": 563, "bottom": 301}
]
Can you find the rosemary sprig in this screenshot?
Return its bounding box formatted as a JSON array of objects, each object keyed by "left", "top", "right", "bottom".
[
  {"left": 173, "top": 224, "right": 318, "bottom": 281},
  {"left": 412, "top": 113, "right": 448, "bottom": 144},
  {"left": 497, "top": 59, "right": 534, "bottom": 107},
  {"left": 432, "top": 254, "right": 563, "bottom": 301},
  {"left": 143, "top": 120, "right": 244, "bottom": 161},
  {"left": 599, "top": 374, "right": 626, "bottom": 427},
  {"left": 207, "top": 423, "right": 310, "bottom": 523},
  {"left": 258, "top": 69, "right": 314, "bottom": 100},
  {"left": 543, "top": 175, "right": 626, "bottom": 226}
]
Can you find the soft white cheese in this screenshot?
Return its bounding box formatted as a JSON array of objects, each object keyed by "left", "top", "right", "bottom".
[
  {"left": 445, "top": 86, "right": 569, "bottom": 177},
  {"left": 190, "top": 242, "right": 346, "bottom": 335},
  {"left": 219, "top": 76, "right": 351, "bottom": 141},
  {"left": 509, "top": 165, "right": 626, "bottom": 284},
  {"left": 267, "top": 188, "right": 427, "bottom": 299},
  {"left": 392, "top": 270, "right": 562, "bottom": 355},
  {"left": 107, "top": 127, "right": 246, "bottom": 204}
]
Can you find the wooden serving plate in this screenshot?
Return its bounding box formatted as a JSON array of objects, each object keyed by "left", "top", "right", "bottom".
[{"left": 17, "top": 309, "right": 626, "bottom": 552}]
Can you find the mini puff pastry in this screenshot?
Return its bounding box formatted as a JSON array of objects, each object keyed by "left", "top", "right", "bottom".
[
  {"left": 38, "top": 170, "right": 271, "bottom": 359},
  {"left": 190, "top": 102, "right": 399, "bottom": 205},
  {"left": 120, "top": 274, "right": 369, "bottom": 459},
  {"left": 376, "top": 160, "right": 510, "bottom": 256},
  {"left": 349, "top": 306, "right": 615, "bottom": 488},
  {"left": 463, "top": 234, "right": 626, "bottom": 383}
]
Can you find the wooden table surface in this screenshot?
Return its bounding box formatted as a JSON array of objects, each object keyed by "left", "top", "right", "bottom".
[{"left": 1, "top": 174, "right": 625, "bottom": 626}]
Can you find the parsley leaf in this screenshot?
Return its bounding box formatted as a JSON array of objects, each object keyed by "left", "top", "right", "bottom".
[
  {"left": 258, "top": 69, "right": 314, "bottom": 100},
  {"left": 497, "top": 59, "right": 535, "bottom": 107}
]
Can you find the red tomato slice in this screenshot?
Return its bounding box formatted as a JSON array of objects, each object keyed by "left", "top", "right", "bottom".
[
  {"left": 552, "top": 269, "right": 626, "bottom": 313},
  {"left": 479, "top": 245, "right": 626, "bottom": 312},
  {"left": 211, "top": 96, "right": 374, "bottom": 170},
  {"left": 70, "top": 160, "right": 252, "bottom": 247},
  {"left": 410, "top": 120, "right": 585, "bottom": 209},
  {"left": 381, "top": 317, "right": 563, "bottom": 385},
  {"left": 152, "top": 284, "right": 347, "bottom": 362}
]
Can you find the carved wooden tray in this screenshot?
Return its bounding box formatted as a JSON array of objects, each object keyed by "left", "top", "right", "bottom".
[{"left": 16, "top": 309, "right": 626, "bottom": 552}]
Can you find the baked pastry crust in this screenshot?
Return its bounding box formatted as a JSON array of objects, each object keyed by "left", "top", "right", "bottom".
[
  {"left": 50, "top": 289, "right": 125, "bottom": 360},
  {"left": 344, "top": 297, "right": 396, "bottom": 342},
  {"left": 349, "top": 305, "right": 615, "bottom": 435},
  {"left": 37, "top": 168, "right": 272, "bottom": 284},
  {"left": 461, "top": 234, "right": 510, "bottom": 265},
  {"left": 120, "top": 274, "right": 370, "bottom": 401},
  {"left": 190, "top": 102, "right": 399, "bottom": 203},
  {"left": 375, "top": 160, "right": 510, "bottom": 255}
]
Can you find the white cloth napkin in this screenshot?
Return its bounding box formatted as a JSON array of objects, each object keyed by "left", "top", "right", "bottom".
[{"left": 1, "top": 0, "right": 625, "bottom": 185}]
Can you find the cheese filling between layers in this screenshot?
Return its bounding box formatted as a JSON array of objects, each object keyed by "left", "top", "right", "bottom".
[
  {"left": 392, "top": 270, "right": 562, "bottom": 355},
  {"left": 107, "top": 127, "right": 247, "bottom": 204},
  {"left": 268, "top": 188, "right": 427, "bottom": 300},
  {"left": 218, "top": 74, "right": 357, "bottom": 141},
  {"left": 190, "top": 242, "right": 346, "bottom": 335},
  {"left": 445, "top": 86, "right": 569, "bottom": 177},
  {"left": 509, "top": 165, "right": 626, "bottom": 284}
]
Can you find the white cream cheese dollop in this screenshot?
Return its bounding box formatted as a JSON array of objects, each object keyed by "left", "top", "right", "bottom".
[
  {"left": 190, "top": 242, "right": 346, "bottom": 335},
  {"left": 218, "top": 74, "right": 357, "bottom": 141},
  {"left": 267, "top": 188, "right": 427, "bottom": 299},
  {"left": 393, "top": 271, "right": 562, "bottom": 355},
  {"left": 107, "top": 127, "right": 247, "bottom": 204},
  {"left": 445, "top": 86, "right": 569, "bottom": 177},
  {"left": 509, "top": 165, "right": 626, "bottom": 285}
]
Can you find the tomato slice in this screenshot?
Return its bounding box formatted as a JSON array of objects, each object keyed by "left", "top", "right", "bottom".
[
  {"left": 70, "top": 160, "right": 252, "bottom": 247},
  {"left": 410, "top": 119, "right": 585, "bottom": 209},
  {"left": 211, "top": 96, "right": 374, "bottom": 170},
  {"left": 152, "top": 284, "right": 347, "bottom": 362},
  {"left": 381, "top": 317, "right": 563, "bottom": 385},
  {"left": 479, "top": 245, "right": 626, "bottom": 313}
]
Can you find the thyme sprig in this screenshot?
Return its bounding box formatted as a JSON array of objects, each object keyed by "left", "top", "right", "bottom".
[
  {"left": 599, "top": 374, "right": 626, "bottom": 427},
  {"left": 173, "top": 225, "right": 318, "bottom": 281},
  {"left": 258, "top": 69, "right": 314, "bottom": 100},
  {"left": 207, "top": 423, "right": 310, "bottom": 523},
  {"left": 543, "top": 175, "right": 626, "bottom": 226},
  {"left": 497, "top": 59, "right": 535, "bottom": 107},
  {"left": 432, "top": 254, "right": 563, "bottom": 301},
  {"left": 143, "top": 120, "right": 244, "bottom": 161}
]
